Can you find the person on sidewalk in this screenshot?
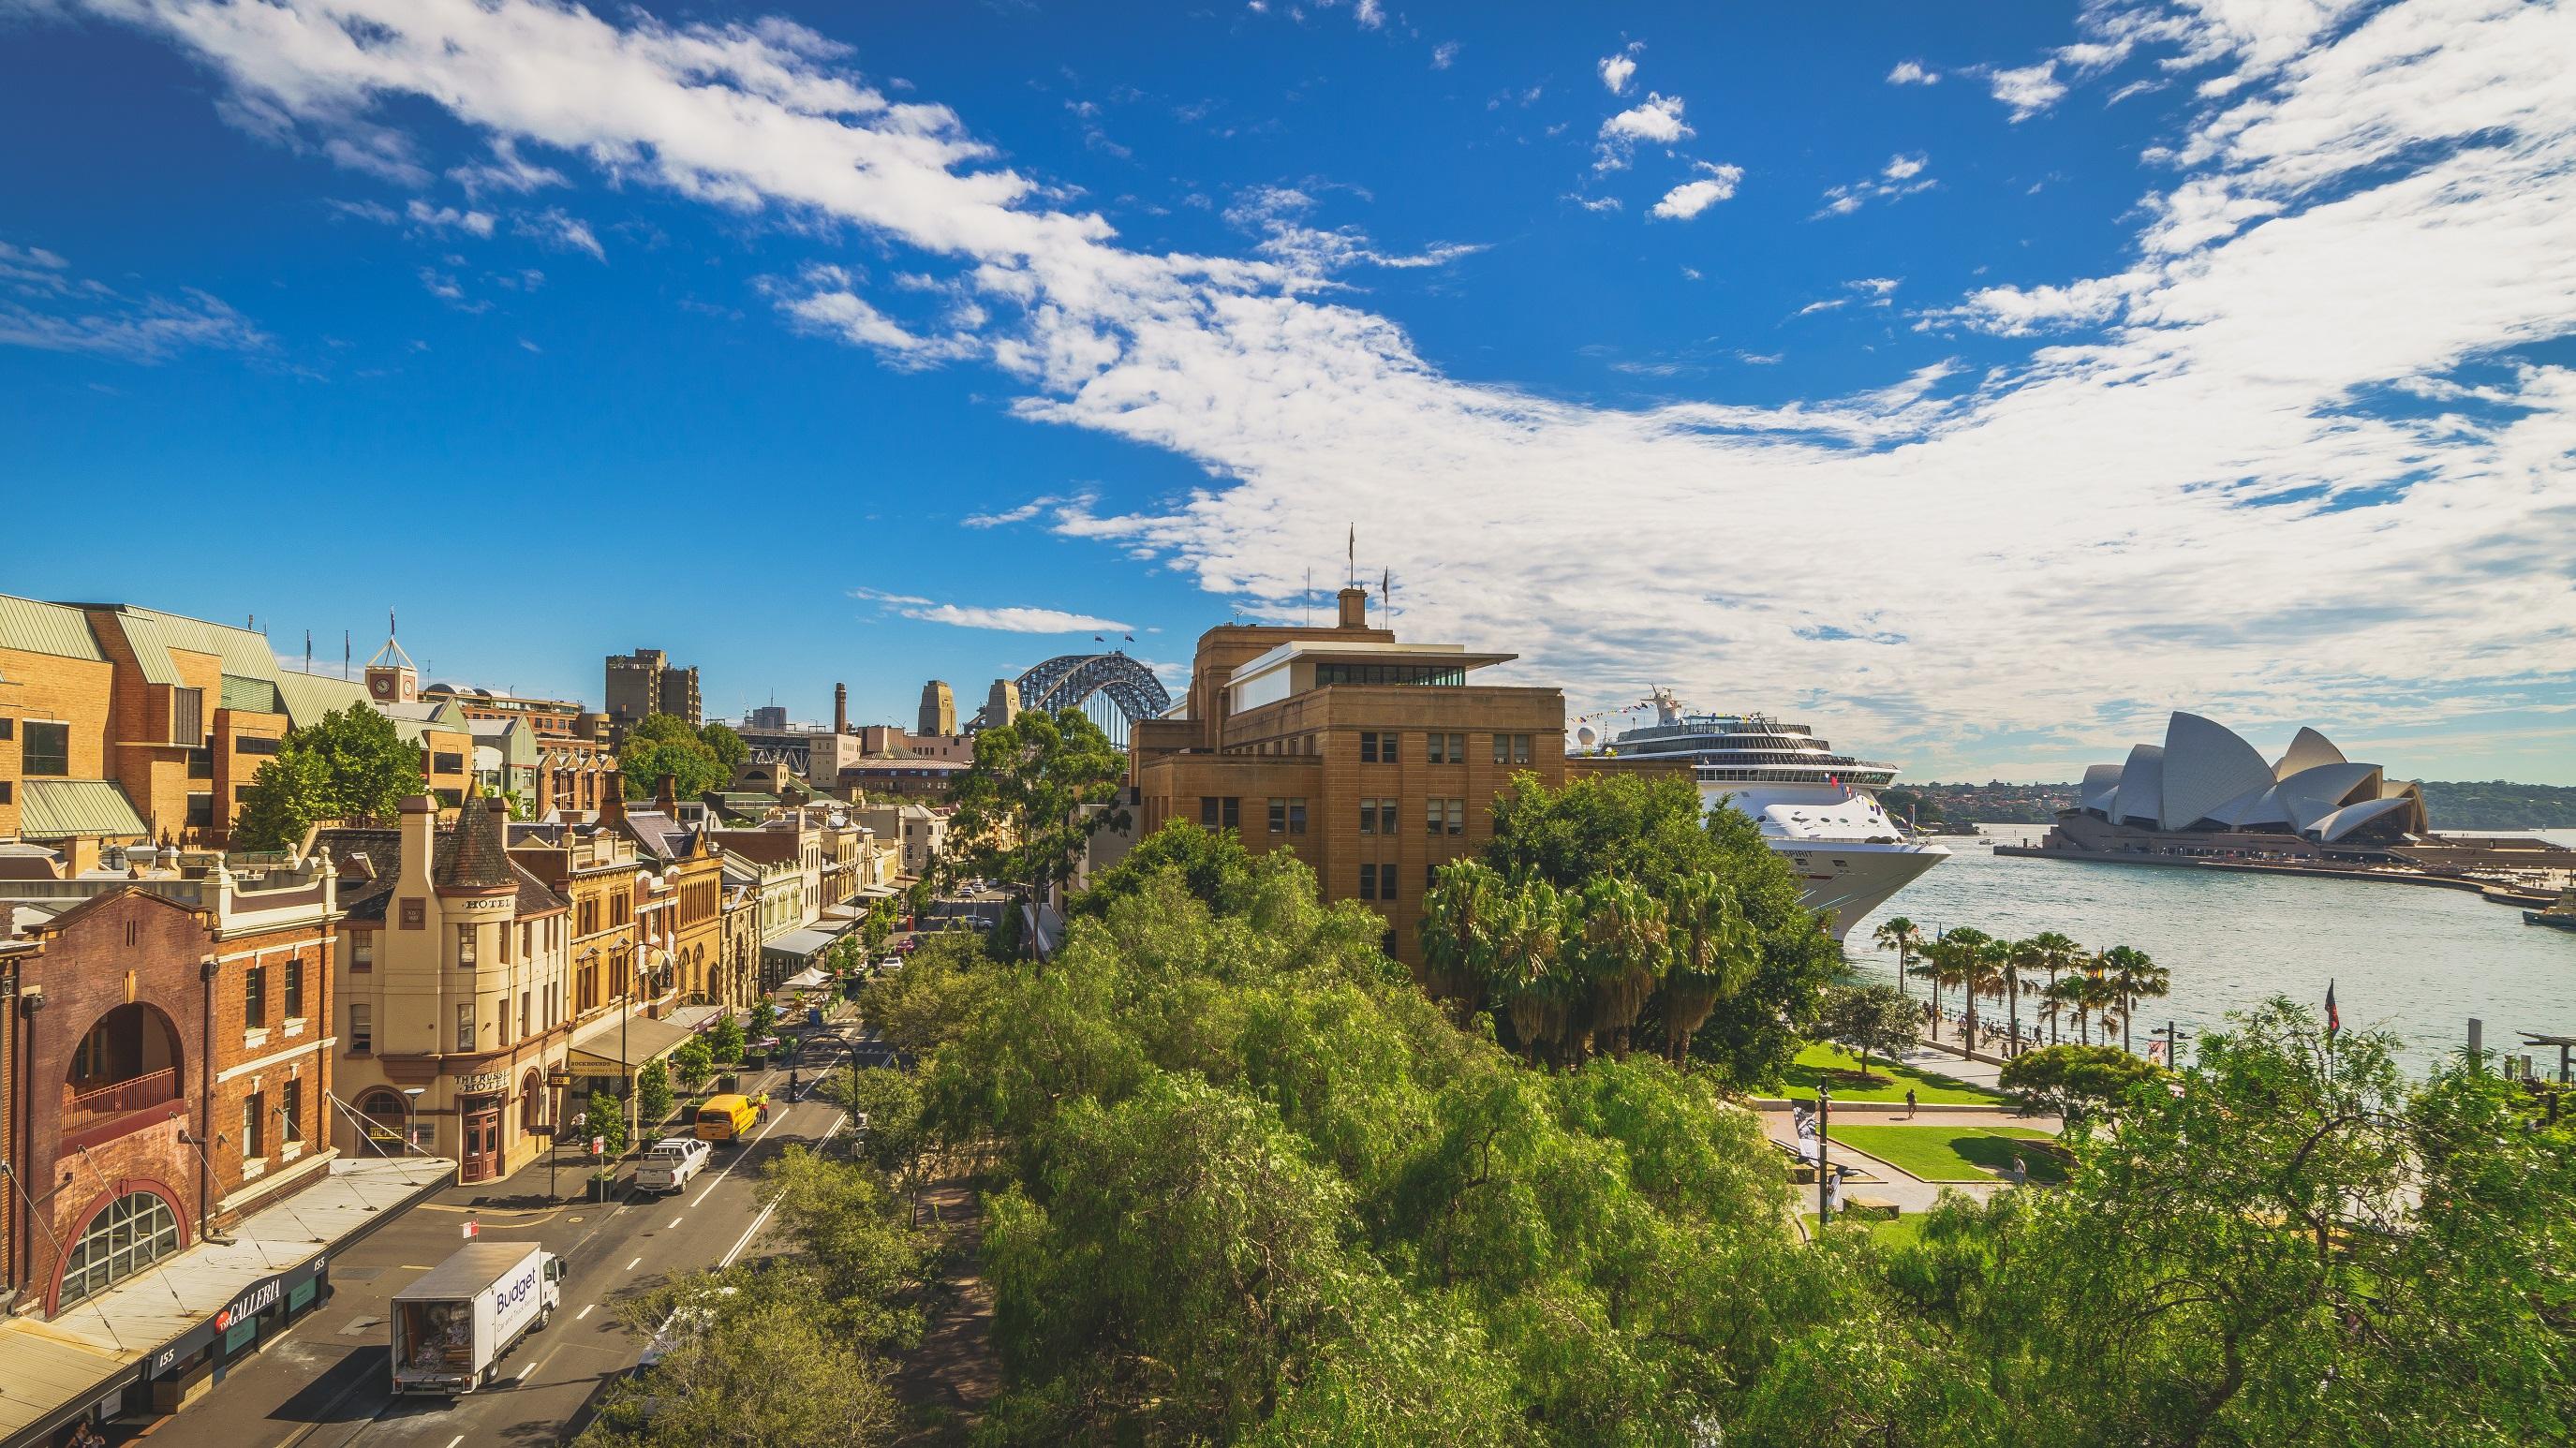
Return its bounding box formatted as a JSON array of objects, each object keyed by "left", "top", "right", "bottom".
[
  {"left": 2009, "top": 1153, "right": 2029, "bottom": 1188},
  {"left": 1904, "top": 1086, "right": 1917, "bottom": 1119}
]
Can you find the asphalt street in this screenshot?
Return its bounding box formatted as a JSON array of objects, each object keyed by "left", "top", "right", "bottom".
[{"left": 141, "top": 1023, "right": 886, "bottom": 1448}]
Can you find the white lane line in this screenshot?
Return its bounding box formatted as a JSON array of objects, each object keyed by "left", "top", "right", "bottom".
[
  {"left": 446, "top": 1436, "right": 466, "bottom": 1448},
  {"left": 719, "top": 1107, "right": 847, "bottom": 1266},
  {"left": 574, "top": 1304, "right": 594, "bottom": 1321},
  {"left": 667, "top": 1218, "right": 683, "bottom": 1229},
  {"left": 624, "top": 1256, "right": 642, "bottom": 1271}
]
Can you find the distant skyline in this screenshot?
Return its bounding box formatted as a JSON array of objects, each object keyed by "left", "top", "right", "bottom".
[{"left": 3, "top": 1, "right": 2570, "bottom": 784}]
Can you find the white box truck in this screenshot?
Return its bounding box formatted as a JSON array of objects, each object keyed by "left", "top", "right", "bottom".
[{"left": 391, "top": 1242, "right": 565, "bottom": 1395}]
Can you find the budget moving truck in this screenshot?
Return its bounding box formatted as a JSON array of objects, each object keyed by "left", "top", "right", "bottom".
[{"left": 391, "top": 1242, "right": 566, "bottom": 1395}]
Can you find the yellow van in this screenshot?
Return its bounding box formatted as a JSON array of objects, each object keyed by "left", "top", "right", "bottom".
[{"left": 694, "top": 1094, "right": 758, "bottom": 1144}]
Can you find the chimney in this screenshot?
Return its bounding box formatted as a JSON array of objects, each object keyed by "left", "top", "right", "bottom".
[
  {"left": 600, "top": 766, "right": 626, "bottom": 826},
  {"left": 66, "top": 836, "right": 101, "bottom": 878},
  {"left": 657, "top": 773, "right": 678, "bottom": 816},
  {"left": 1336, "top": 585, "right": 1369, "bottom": 629},
  {"left": 399, "top": 794, "right": 437, "bottom": 887},
  {"left": 834, "top": 683, "right": 848, "bottom": 734}
]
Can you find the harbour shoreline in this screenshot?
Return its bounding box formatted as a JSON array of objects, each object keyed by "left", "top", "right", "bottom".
[{"left": 1991, "top": 843, "right": 2561, "bottom": 912}]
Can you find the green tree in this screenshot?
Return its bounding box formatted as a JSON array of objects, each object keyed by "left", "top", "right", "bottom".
[
  {"left": 580, "top": 1286, "right": 903, "bottom": 1448},
  {"left": 1995, "top": 1042, "right": 2161, "bottom": 1120},
  {"left": 583, "top": 1089, "right": 630, "bottom": 1159},
  {"left": 2096, "top": 944, "right": 2168, "bottom": 1055},
  {"left": 748, "top": 999, "right": 777, "bottom": 1042},
  {"left": 229, "top": 704, "right": 428, "bottom": 850},
  {"left": 1072, "top": 819, "right": 1258, "bottom": 920},
  {"left": 949, "top": 707, "right": 1132, "bottom": 937},
  {"left": 1873, "top": 915, "right": 1923, "bottom": 997},
  {"left": 707, "top": 1011, "right": 746, "bottom": 1064},
  {"left": 834, "top": 1066, "right": 932, "bottom": 1200},
  {"left": 859, "top": 901, "right": 893, "bottom": 959},
  {"left": 620, "top": 713, "right": 727, "bottom": 800},
  {"left": 671, "top": 1037, "right": 714, "bottom": 1093},
  {"left": 1817, "top": 982, "right": 1919, "bottom": 1076},
  {"left": 635, "top": 1059, "right": 674, "bottom": 1130},
  {"left": 699, "top": 720, "right": 748, "bottom": 772},
  {"left": 2023, "top": 930, "right": 2082, "bottom": 1044}
]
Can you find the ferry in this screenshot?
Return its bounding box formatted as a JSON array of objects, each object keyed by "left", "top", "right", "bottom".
[{"left": 1575, "top": 688, "right": 1948, "bottom": 938}]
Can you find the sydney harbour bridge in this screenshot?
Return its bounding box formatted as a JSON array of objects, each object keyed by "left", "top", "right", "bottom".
[{"left": 1009, "top": 652, "right": 1172, "bottom": 748}]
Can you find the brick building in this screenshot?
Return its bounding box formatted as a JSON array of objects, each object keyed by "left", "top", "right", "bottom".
[
  {"left": 1129, "top": 588, "right": 1567, "bottom": 963},
  {"left": 604, "top": 648, "right": 700, "bottom": 740},
  {"left": 605, "top": 777, "right": 733, "bottom": 1006},
  {"left": 0, "top": 853, "right": 342, "bottom": 1318}
]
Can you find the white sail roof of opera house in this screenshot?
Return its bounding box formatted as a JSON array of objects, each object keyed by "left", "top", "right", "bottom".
[{"left": 2076, "top": 713, "right": 2428, "bottom": 843}]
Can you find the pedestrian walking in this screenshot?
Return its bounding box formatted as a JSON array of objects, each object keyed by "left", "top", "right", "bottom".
[
  {"left": 2009, "top": 1153, "right": 2028, "bottom": 1188},
  {"left": 1904, "top": 1086, "right": 1917, "bottom": 1119}
]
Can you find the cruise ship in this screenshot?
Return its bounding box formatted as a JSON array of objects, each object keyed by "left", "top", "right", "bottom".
[{"left": 1574, "top": 689, "right": 1948, "bottom": 938}]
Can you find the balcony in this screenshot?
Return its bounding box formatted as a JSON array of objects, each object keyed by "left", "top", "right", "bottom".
[{"left": 63, "top": 1068, "right": 184, "bottom": 1147}]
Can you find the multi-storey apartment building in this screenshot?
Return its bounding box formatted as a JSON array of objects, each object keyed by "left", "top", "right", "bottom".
[
  {"left": 1128, "top": 587, "right": 1567, "bottom": 963},
  {"left": 604, "top": 648, "right": 700, "bottom": 739},
  {"left": 505, "top": 821, "right": 643, "bottom": 1026},
  {"left": 0, "top": 851, "right": 343, "bottom": 1314},
  {"left": 318, "top": 797, "right": 573, "bottom": 1184},
  {"left": 426, "top": 684, "right": 613, "bottom": 817}
]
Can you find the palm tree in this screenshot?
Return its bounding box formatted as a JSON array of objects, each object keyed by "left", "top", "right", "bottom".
[
  {"left": 2085, "top": 972, "right": 2125, "bottom": 1055},
  {"left": 2023, "top": 931, "right": 2081, "bottom": 1045},
  {"left": 1873, "top": 916, "right": 1923, "bottom": 997},
  {"left": 2096, "top": 945, "right": 2168, "bottom": 1056},
  {"left": 1483, "top": 880, "right": 1569, "bottom": 1067},
  {"left": 2002, "top": 937, "right": 2046, "bottom": 1056},
  {"left": 1566, "top": 876, "right": 1668, "bottom": 1059},
  {"left": 2035, "top": 987, "right": 2065, "bottom": 1049},
  {"left": 2046, "top": 973, "right": 2095, "bottom": 1045},
  {"left": 1935, "top": 927, "right": 1990, "bottom": 1045},
  {"left": 1661, "top": 873, "right": 1757, "bottom": 1065},
  {"left": 1417, "top": 860, "right": 1503, "bottom": 1026},
  {"left": 1960, "top": 936, "right": 2005, "bottom": 1056}
]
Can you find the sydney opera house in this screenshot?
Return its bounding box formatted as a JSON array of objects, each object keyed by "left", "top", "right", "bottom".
[{"left": 2046, "top": 713, "right": 2429, "bottom": 854}]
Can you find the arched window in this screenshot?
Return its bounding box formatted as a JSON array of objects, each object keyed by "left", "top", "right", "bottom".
[
  {"left": 60, "top": 1190, "right": 182, "bottom": 1309},
  {"left": 357, "top": 1088, "right": 407, "bottom": 1152},
  {"left": 520, "top": 1071, "right": 546, "bottom": 1132}
]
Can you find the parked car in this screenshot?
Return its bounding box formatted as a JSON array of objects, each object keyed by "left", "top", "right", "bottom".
[{"left": 634, "top": 1137, "right": 712, "bottom": 1194}]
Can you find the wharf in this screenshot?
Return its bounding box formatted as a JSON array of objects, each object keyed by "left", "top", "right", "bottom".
[{"left": 1993, "top": 845, "right": 2560, "bottom": 909}]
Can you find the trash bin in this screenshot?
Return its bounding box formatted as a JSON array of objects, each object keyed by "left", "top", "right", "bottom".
[{"left": 807, "top": 1006, "right": 825, "bottom": 1027}]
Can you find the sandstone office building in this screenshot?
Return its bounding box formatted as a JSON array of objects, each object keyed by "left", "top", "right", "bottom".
[{"left": 1128, "top": 588, "right": 1567, "bottom": 963}]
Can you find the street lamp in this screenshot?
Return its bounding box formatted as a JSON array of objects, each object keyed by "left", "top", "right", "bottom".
[
  {"left": 1815, "top": 1082, "right": 1833, "bottom": 1227},
  {"left": 401, "top": 1086, "right": 426, "bottom": 1158}
]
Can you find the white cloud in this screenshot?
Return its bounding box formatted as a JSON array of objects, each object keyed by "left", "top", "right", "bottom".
[
  {"left": 1989, "top": 62, "right": 2067, "bottom": 121},
  {"left": 1796, "top": 298, "right": 1847, "bottom": 316},
  {"left": 1430, "top": 40, "right": 1459, "bottom": 69},
  {"left": 1595, "top": 92, "right": 1691, "bottom": 170},
  {"left": 447, "top": 138, "right": 564, "bottom": 197},
  {"left": 1355, "top": 0, "right": 1383, "bottom": 29},
  {"left": 1223, "top": 185, "right": 1487, "bottom": 279},
  {"left": 852, "top": 586, "right": 1130, "bottom": 635},
  {"left": 406, "top": 199, "right": 495, "bottom": 236},
  {"left": 1570, "top": 194, "right": 1621, "bottom": 213},
  {"left": 0, "top": 241, "right": 265, "bottom": 362},
  {"left": 75, "top": 0, "right": 2576, "bottom": 775},
  {"left": 1599, "top": 43, "right": 1641, "bottom": 95},
  {"left": 1650, "top": 162, "right": 1743, "bottom": 220},
  {"left": 1847, "top": 277, "right": 1902, "bottom": 300},
  {"left": 1814, "top": 154, "right": 1936, "bottom": 218},
  {"left": 526, "top": 208, "right": 605, "bottom": 259},
  {"left": 1887, "top": 60, "right": 1939, "bottom": 85},
  {"left": 1881, "top": 154, "right": 1926, "bottom": 181}
]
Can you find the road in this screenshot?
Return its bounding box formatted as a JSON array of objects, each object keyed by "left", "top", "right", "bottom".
[{"left": 148, "top": 1024, "right": 882, "bottom": 1448}]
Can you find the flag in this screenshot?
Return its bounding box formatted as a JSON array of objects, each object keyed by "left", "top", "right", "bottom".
[
  {"left": 1093, "top": 635, "right": 1104, "bottom": 643},
  {"left": 1122, "top": 633, "right": 1134, "bottom": 643},
  {"left": 2324, "top": 980, "right": 2340, "bottom": 1036}
]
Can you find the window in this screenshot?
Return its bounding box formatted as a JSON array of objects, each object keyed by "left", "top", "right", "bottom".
[
  {"left": 281, "top": 1081, "right": 303, "bottom": 1144},
  {"left": 57, "top": 1191, "right": 181, "bottom": 1309},
  {"left": 233, "top": 785, "right": 254, "bottom": 804},
  {"left": 1427, "top": 862, "right": 1440, "bottom": 891},
  {"left": 1197, "top": 796, "right": 1238, "bottom": 831},
  {"left": 520, "top": 923, "right": 533, "bottom": 958},
  {"left": 349, "top": 1003, "right": 372, "bottom": 1054},
  {"left": 244, "top": 966, "right": 266, "bottom": 1027},
  {"left": 1426, "top": 731, "right": 1444, "bottom": 764},
  {"left": 1446, "top": 732, "right": 1466, "bottom": 763},
  {"left": 1268, "top": 798, "right": 1287, "bottom": 834},
  {"left": 1358, "top": 731, "right": 1378, "bottom": 763},
  {"left": 1357, "top": 863, "right": 1379, "bottom": 901},
  {"left": 0, "top": 782, "right": 10, "bottom": 805},
  {"left": 284, "top": 955, "right": 303, "bottom": 1020},
  {"left": 1287, "top": 799, "right": 1307, "bottom": 835},
  {"left": 19, "top": 721, "right": 67, "bottom": 776},
  {"left": 457, "top": 1002, "right": 475, "bottom": 1052},
  {"left": 520, "top": 991, "right": 531, "bottom": 1040},
  {"left": 244, "top": 1092, "right": 265, "bottom": 1160},
  {"left": 185, "top": 793, "right": 214, "bottom": 828},
  {"left": 187, "top": 747, "right": 214, "bottom": 779},
  {"left": 1377, "top": 799, "right": 1399, "bottom": 835},
  {"left": 432, "top": 751, "right": 465, "bottom": 775},
  {"left": 233, "top": 734, "right": 280, "bottom": 756},
  {"left": 1357, "top": 799, "right": 1376, "bottom": 835},
  {"left": 401, "top": 897, "right": 425, "bottom": 930},
  {"left": 170, "top": 687, "right": 203, "bottom": 746},
  {"left": 1492, "top": 733, "right": 1509, "bottom": 766},
  {"left": 1513, "top": 733, "right": 1533, "bottom": 766},
  {"left": 352, "top": 933, "right": 375, "bottom": 970},
  {"left": 0, "top": 717, "right": 9, "bottom": 739},
  {"left": 456, "top": 923, "right": 477, "bottom": 966},
  {"left": 578, "top": 899, "right": 599, "bottom": 937},
  {"left": 1447, "top": 799, "right": 1466, "bottom": 836},
  {"left": 1427, "top": 797, "right": 1446, "bottom": 834}
]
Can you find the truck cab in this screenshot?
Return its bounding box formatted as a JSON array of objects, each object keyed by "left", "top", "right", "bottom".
[{"left": 635, "top": 1137, "right": 712, "bottom": 1194}]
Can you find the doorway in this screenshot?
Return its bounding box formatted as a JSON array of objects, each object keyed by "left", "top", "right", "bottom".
[{"left": 460, "top": 1100, "right": 503, "bottom": 1182}]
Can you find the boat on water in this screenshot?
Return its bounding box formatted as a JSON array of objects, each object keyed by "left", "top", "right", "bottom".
[
  {"left": 2525, "top": 883, "right": 2576, "bottom": 932},
  {"left": 1573, "top": 688, "right": 1948, "bottom": 939}
]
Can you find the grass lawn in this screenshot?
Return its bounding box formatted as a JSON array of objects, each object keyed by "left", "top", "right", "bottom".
[
  {"left": 1766, "top": 1043, "right": 2006, "bottom": 1106},
  {"left": 1828, "top": 1124, "right": 2067, "bottom": 1184},
  {"left": 1801, "top": 1212, "right": 1927, "bottom": 1248}
]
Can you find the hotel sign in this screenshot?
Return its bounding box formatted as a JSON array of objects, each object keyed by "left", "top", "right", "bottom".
[{"left": 454, "top": 1071, "right": 510, "bottom": 1095}]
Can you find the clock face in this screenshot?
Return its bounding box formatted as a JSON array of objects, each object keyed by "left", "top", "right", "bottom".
[{"left": 370, "top": 675, "right": 393, "bottom": 699}]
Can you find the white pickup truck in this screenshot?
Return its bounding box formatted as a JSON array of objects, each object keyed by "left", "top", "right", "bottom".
[{"left": 634, "top": 1137, "right": 712, "bottom": 1195}]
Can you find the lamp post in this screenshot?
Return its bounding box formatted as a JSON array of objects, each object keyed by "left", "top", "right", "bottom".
[
  {"left": 546, "top": 1066, "right": 573, "bottom": 1201},
  {"left": 401, "top": 1086, "right": 426, "bottom": 1159},
  {"left": 1815, "top": 1081, "right": 1832, "bottom": 1227}
]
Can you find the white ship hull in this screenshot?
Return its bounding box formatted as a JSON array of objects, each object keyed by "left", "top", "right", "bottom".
[{"left": 1700, "top": 782, "right": 1950, "bottom": 940}]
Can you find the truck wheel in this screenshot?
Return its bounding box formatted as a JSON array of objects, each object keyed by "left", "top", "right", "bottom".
[{"left": 536, "top": 1305, "right": 553, "bottom": 1332}]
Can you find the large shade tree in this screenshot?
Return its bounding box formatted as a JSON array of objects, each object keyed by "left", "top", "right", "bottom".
[
  {"left": 948, "top": 707, "right": 1131, "bottom": 944},
  {"left": 229, "top": 704, "right": 427, "bottom": 850}
]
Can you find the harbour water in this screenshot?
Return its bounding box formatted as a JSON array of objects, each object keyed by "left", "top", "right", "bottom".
[{"left": 1842, "top": 825, "right": 2576, "bottom": 1077}]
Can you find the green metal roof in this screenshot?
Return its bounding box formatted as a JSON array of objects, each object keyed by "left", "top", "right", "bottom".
[
  {"left": 273, "top": 672, "right": 375, "bottom": 729},
  {"left": 0, "top": 595, "right": 106, "bottom": 663},
  {"left": 18, "top": 780, "right": 150, "bottom": 840},
  {"left": 87, "top": 605, "right": 280, "bottom": 683},
  {"left": 220, "top": 674, "right": 284, "bottom": 714}
]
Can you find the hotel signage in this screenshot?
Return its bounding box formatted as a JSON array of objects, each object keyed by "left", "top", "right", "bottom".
[{"left": 454, "top": 1071, "right": 510, "bottom": 1095}]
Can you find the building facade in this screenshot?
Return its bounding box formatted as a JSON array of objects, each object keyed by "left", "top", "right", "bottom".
[
  {"left": 604, "top": 649, "right": 700, "bottom": 738},
  {"left": 319, "top": 798, "right": 572, "bottom": 1185},
  {"left": 1128, "top": 588, "right": 1566, "bottom": 963},
  {"left": 917, "top": 681, "right": 956, "bottom": 736},
  {"left": 0, "top": 854, "right": 342, "bottom": 1318}
]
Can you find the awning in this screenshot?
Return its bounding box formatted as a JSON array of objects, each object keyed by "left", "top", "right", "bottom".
[
  {"left": 852, "top": 884, "right": 898, "bottom": 898},
  {"left": 567, "top": 1012, "right": 700, "bottom": 1077},
  {"left": 17, "top": 780, "right": 149, "bottom": 841},
  {"left": 760, "top": 925, "right": 842, "bottom": 964}
]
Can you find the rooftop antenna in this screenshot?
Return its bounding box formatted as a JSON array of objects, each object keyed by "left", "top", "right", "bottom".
[
  {"left": 1346, "top": 523, "right": 1355, "bottom": 589},
  {"left": 303, "top": 629, "right": 312, "bottom": 675},
  {"left": 343, "top": 629, "right": 351, "bottom": 680}
]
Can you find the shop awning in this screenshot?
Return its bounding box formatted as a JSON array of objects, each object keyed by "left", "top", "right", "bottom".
[
  {"left": 760, "top": 925, "right": 841, "bottom": 964},
  {"left": 567, "top": 1012, "right": 700, "bottom": 1077}
]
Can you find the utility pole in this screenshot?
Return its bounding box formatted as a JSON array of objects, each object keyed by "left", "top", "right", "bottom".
[
  {"left": 2154, "top": 1019, "right": 2192, "bottom": 1069},
  {"left": 1815, "top": 1082, "right": 1832, "bottom": 1227}
]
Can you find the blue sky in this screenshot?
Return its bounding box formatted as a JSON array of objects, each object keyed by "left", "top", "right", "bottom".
[{"left": 3, "top": 0, "right": 2571, "bottom": 784}]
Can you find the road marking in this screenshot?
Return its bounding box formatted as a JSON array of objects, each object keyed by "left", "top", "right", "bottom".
[
  {"left": 575, "top": 1304, "right": 594, "bottom": 1321},
  {"left": 667, "top": 1218, "right": 683, "bottom": 1229},
  {"left": 447, "top": 1437, "right": 466, "bottom": 1448},
  {"left": 625, "top": 1256, "right": 642, "bottom": 1271},
  {"left": 720, "top": 1108, "right": 848, "bottom": 1266}
]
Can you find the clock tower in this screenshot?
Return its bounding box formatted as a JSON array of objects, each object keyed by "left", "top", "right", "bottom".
[{"left": 365, "top": 615, "right": 418, "bottom": 704}]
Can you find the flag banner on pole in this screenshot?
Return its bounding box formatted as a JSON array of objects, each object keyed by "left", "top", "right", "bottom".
[{"left": 2325, "top": 979, "right": 2340, "bottom": 1036}]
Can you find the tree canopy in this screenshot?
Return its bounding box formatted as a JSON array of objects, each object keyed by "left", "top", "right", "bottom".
[
  {"left": 618, "top": 713, "right": 734, "bottom": 800},
  {"left": 229, "top": 703, "right": 426, "bottom": 850},
  {"left": 947, "top": 706, "right": 1130, "bottom": 913}
]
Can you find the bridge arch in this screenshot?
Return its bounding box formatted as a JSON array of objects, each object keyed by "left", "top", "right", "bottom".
[{"left": 1012, "top": 654, "right": 1172, "bottom": 747}]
